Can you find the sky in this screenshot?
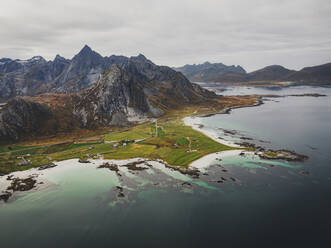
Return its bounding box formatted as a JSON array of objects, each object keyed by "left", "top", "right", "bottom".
[{"left": 0, "top": 0, "right": 330, "bottom": 72}]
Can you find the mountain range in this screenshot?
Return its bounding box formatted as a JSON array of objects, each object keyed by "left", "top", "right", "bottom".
[
  {"left": 0, "top": 45, "right": 137, "bottom": 101},
  {"left": 174, "top": 62, "right": 331, "bottom": 84},
  {"left": 0, "top": 46, "right": 216, "bottom": 142},
  {"left": 1, "top": 46, "right": 330, "bottom": 143}
]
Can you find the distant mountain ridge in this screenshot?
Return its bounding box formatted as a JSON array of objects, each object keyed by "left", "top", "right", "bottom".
[
  {"left": 246, "top": 65, "right": 295, "bottom": 82},
  {"left": 174, "top": 62, "right": 331, "bottom": 84},
  {"left": 286, "top": 63, "right": 331, "bottom": 84},
  {"left": 174, "top": 62, "right": 246, "bottom": 83}
]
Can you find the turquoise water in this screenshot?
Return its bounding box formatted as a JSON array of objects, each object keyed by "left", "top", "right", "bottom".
[{"left": 1, "top": 86, "right": 331, "bottom": 247}]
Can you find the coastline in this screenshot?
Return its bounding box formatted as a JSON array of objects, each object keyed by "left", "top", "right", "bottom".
[
  {"left": 1, "top": 88, "right": 322, "bottom": 202},
  {"left": 0, "top": 158, "right": 171, "bottom": 202},
  {"left": 183, "top": 116, "right": 241, "bottom": 148},
  {"left": 183, "top": 115, "right": 249, "bottom": 169},
  {"left": 0, "top": 156, "right": 219, "bottom": 203},
  {"left": 183, "top": 112, "right": 244, "bottom": 169},
  {"left": 182, "top": 97, "right": 266, "bottom": 168},
  {"left": 183, "top": 92, "right": 320, "bottom": 168},
  {"left": 182, "top": 91, "right": 326, "bottom": 150},
  {"left": 182, "top": 97, "right": 264, "bottom": 148},
  {"left": 0, "top": 92, "right": 299, "bottom": 187},
  {"left": 189, "top": 150, "right": 244, "bottom": 169}
]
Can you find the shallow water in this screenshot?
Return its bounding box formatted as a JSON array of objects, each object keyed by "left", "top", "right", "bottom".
[{"left": 1, "top": 86, "right": 331, "bottom": 248}]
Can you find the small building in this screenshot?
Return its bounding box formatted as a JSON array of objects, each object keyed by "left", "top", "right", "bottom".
[{"left": 18, "top": 159, "right": 31, "bottom": 166}]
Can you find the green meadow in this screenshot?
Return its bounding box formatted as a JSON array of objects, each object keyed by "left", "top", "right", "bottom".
[{"left": 0, "top": 119, "right": 235, "bottom": 174}]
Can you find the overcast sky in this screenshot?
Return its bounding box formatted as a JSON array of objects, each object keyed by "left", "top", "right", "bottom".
[{"left": 0, "top": 0, "right": 330, "bottom": 71}]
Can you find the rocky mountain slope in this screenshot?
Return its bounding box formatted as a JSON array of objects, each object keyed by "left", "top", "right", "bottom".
[
  {"left": 0, "top": 98, "right": 53, "bottom": 141},
  {"left": 74, "top": 63, "right": 213, "bottom": 128},
  {"left": 0, "top": 51, "right": 216, "bottom": 143},
  {"left": 174, "top": 62, "right": 331, "bottom": 84},
  {"left": 0, "top": 94, "right": 80, "bottom": 143}
]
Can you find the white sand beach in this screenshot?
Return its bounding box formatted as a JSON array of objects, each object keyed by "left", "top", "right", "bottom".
[{"left": 183, "top": 116, "right": 241, "bottom": 148}]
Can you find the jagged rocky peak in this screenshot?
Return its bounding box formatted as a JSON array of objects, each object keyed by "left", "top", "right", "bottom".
[
  {"left": 29, "top": 56, "right": 46, "bottom": 62},
  {"left": 81, "top": 44, "right": 93, "bottom": 53},
  {"left": 50, "top": 45, "right": 106, "bottom": 92},
  {"left": 69, "top": 45, "right": 105, "bottom": 70},
  {"left": 54, "top": 54, "right": 67, "bottom": 62},
  {"left": 18, "top": 56, "right": 47, "bottom": 66},
  {"left": 129, "top": 53, "right": 155, "bottom": 68},
  {"left": 132, "top": 53, "right": 149, "bottom": 61},
  {"left": 126, "top": 53, "right": 159, "bottom": 80},
  {"left": 12, "top": 56, "right": 46, "bottom": 66},
  {"left": 232, "top": 64, "right": 246, "bottom": 73},
  {"left": 0, "top": 58, "right": 12, "bottom": 63},
  {"left": 74, "top": 45, "right": 101, "bottom": 59}
]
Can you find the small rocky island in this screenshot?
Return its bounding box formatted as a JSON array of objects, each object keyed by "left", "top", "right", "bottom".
[{"left": 0, "top": 176, "right": 37, "bottom": 202}]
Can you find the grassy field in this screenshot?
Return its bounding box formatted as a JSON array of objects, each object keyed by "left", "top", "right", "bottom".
[
  {"left": 103, "top": 119, "right": 235, "bottom": 165},
  {"left": 0, "top": 97, "right": 260, "bottom": 174},
  {"left": 0, "top": 118, "right": 236, "bottom": 174}
]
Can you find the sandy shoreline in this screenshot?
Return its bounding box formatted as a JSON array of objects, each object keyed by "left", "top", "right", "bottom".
[
  {"left": 183, "top": 115, "right": 246, "bottom": 169},
  {"left": 189, "top": 150, "right": 244, "bottom": 169},
  {"left": 183, "top": 116, "right": 241, "bottom": 148}
]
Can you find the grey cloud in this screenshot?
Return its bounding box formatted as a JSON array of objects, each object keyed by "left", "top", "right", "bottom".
[{"left": 0, "top": 0, "right": 330, "bottom": 71}]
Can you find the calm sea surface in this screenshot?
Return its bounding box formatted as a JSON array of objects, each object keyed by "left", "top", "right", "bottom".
[{"left": 0, "top": 86, "right": 330, "bottom": 248}]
